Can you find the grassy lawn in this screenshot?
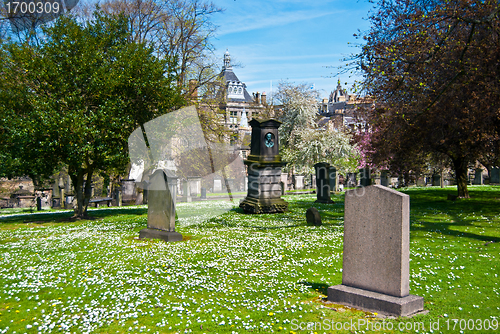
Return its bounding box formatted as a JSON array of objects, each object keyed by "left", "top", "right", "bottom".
[{"left": 0, "top": 186, "right": 498, "bottom": 333}]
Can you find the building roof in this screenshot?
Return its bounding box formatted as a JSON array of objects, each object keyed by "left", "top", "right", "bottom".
[{"left": 220, "top": 50, "right": 253, "bottom": 103}]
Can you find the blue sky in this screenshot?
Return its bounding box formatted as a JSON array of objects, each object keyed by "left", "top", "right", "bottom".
[{"left": 210, "top": 0, "right": 374, "bottom": 100}]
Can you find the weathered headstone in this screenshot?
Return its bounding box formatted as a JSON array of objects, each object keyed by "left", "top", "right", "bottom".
[
  {"left": 474, "top": 168, "right": 483, "bottom": 185},
  {"left": 188, "top": 177, "right": 201, "bottom": 196},
  {"left": 121, "top": 179, "right": 136, "bottom": 202},
  {"left": 314, "top": 162, "right": 333, "bottom": 204},
  {"left": 306, "top": 207, "right": 322, "bottom": 226},
  {"left": 182, "top": 180, "right": 192, "bottom": 202},
  {"left": 200, "top": 187, "right": 207, "bottom": 200},
  {"left": 328, "top": 185, "right": 424, "bottom": 316},
  {"left": 329, "top": 166, "right": 338, "bottom": 192},
  {"left": 432, "top": 173, "right": 441, "bottom": 186},
  {"left": 139, "top": 169, "right": 182, "bottom": 242},
  {"left": 213, "top": 177, "right": 222, "bottom": 192},
  {"left": 359, "top": 168, "right": 371, "bottom": 187},
  {"left": 295, "top": 175, "right": 304, "bottom": 190},
  {"left": 491, "top": 167, "right": 500, "bottom": 184},
  {"left": 416, "top": 177, "right": 425, "bottom": 187},
  {"left": 240, "top": 118, "right": 288, "bottom": 214},
  {"left": 346, "top": 173, "right": 357, "bottom": 187}
]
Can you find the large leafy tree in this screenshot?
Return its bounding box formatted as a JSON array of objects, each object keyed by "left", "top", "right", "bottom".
[
  {"left": 274, "top": 81, "right": 360, "bottom": 174},
  {"left": 356, "top": 0, "right": 500, "bottom": 197},
  {"left": 0, "top": 11, "right": 183, "bottom": 217}
]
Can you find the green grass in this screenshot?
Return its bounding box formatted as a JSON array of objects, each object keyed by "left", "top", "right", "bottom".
[{"left": 0, "top": 186, "right": 498, "bottom": 333}]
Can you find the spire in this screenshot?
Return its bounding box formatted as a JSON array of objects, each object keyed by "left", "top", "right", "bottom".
[{"left": 223, "top": 49, "right": 232, "bottom": 71}]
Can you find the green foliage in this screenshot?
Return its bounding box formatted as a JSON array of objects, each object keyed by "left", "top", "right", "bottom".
[
  {"left": 0, "top": 11, "right": 183, "bottom": 216},
  {"left": 356, "top": 0, "right": 500, "bottom": 198},
  {"left": 274, "top": 81, "right": 360, "bottom": 173}
]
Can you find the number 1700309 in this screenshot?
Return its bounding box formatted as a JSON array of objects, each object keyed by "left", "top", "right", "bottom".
[{"left": 5, "top": 1, "right": 60, "bottom": 15}]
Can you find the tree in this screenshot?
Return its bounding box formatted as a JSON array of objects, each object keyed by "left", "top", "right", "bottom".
[
  {"left": 354, "top": 0, "right": 500, "bottom": 197},
  {"left": 274, "top": 81, "right": 360, "bottom": 174},
  {"left": 0, "top": 11, "right": 183, "bottom": 217},
  {"left": 97, "top": 0, "right": 223, "bottom": 96}
]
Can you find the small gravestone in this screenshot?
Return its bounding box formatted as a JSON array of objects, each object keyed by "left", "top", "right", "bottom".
[
  {"left": 347, "top": 173, "right": 357, "bottom": 187},
  {"left": 182, "top": 180, "right": 192, "bottom": 202},
  {"left": 213, "top": 178, "right": 222, "bottom": 192},
  {"left": 328, "top": 185, "right": 424, "bottom": 316},
  {"left": 139, "top": 169, "right": 182, "bottom": 242},
  {"left": 200, "top": 187, "right": 207, "bottom": 200},
  {"left": 294, "top": 175, "right": 304, "bottom": 190},
  {"left": 314, "top": 162, "right": 333, "bottom": 203},
  {"left": 306, "top": 207, "right": 322, "bottom": 226},
  {"left": 432, "top": 173, "right": 441, "bottom": 186},
  {"left": 329, "top": 166, "right": 338, "bottom": 192},
  {"left": 491, "top": 167, "right": 500, "bottom": 184},
  {"left": 380, "top": 171, "right": 389, "bottom": 187},
  {"left": 474, "top": 168, "right": 483, "bottom": 185},
  {"left": 359, "top": 168, "right": 371, "bottom": 187}
]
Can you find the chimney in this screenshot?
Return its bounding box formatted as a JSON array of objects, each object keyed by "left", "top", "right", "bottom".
[
  {"left": 188, "top": 79, "right": 198, "bottom": 101},
  {"left": 255, "top": 92, "right": 260, "bottom": 104},
  {"left": 261, "top": 92, "right": 267, "bottom": 105}
]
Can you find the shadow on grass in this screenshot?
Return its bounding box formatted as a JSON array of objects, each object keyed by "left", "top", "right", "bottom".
[
  {"left": 298, "top": 281, "right": 330, "bottom": 296},
  {"left": 405, "top": 186, "right": 500, "bottom": 242},
  {"left": 0, "top": 207, "right": 148, "bottom": 224}
]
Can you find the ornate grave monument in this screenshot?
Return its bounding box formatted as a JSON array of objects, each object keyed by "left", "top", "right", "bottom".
[
  {"left": 328, "top": 185, "right": 424, "bottom": 316},
  {"left": 139, "top": 169, "right": 182, "bottom": 242},
  {"left": 240, "top": 119, "right": 288, "bottom": 213}
]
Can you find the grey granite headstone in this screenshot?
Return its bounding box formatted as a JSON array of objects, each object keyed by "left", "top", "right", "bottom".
[
  {"left": 328, "top": 185, "right": 423, "bottom": 316},
  {"left": 306, "top": 207, "right": 322, "bottom": 226},
  {"left": 200, "top": 187, "right": 207, "bottom": 200},
  {"left": 139, "top": 169, "right": 182, "bottom": 242}
]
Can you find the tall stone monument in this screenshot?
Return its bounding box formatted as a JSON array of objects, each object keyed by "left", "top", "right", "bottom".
[
  {"left": 240, "top": 119, "right": 288, "bottom": 213},
  {"left": 328, "top": 185, "right": 424, "bottom": 316},
  {"left": 314, "top": 162, "right": 334, "bottom": 204},
  {"left": 139, "top": 169, "right": 182, "bottom": 242}
]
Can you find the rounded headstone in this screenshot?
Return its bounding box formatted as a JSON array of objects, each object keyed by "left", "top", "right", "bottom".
[{"left": 306, "top": 207, "right": 322, "bottom": 226}]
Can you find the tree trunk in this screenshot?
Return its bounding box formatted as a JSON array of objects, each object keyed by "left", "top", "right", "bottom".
[
  {"left": 452, "top": 157, "right": 469, "bottom": 198},
  {"left": 70, "top": 168, "right": 93, "bottom": 218}
]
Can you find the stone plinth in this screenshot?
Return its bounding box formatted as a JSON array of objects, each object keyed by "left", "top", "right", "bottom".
[
  {"left": 328, "top": 185, "right": 423, "bottom": 317},
  {"left": 240, "top": 166, "right": 288, "bottom": 213}
]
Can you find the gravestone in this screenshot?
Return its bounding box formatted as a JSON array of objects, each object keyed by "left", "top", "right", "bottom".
[
  {"left": 213, "top": 178, "right": 222, "bottom": 192},
  {"left": 182, "top": 180, "right": 192, "bottom": 202},
  {"left": 329, "top": 166, "right": 338, "bottom": 192},
  {"left": 295, "top": 175, "right": 304, "bottom": 190},
  {"left": 416, "top": 177, "right": 425, "bottom": 187},
  {"left": 281, "top": 173, "right": 288, "bottom": 191},
  {"left": 359, "top": 168, "right": 371, "bottom": 187},
  {"left": 240, "top": 118, "right": 288, "bottom": 213},
  {"left": 314, "top": 162, "right": 333, "bottom": 203},
  {"left": 328, "top": 185, "right": 424, "bottom": 316},
  {"left": 432, "top": 173, "right": 441, "bottom": 186},
  {"left": 121, "top": 179, "right": 136, "bottom": 202},
  {"left": 188, "top": 177, "right": 201, "bottom": 196},
  {"left": 474, "top": 168, "right": 483, "bottom": 185},
  {"left": 306, "top": 207, "right": 322, "bottom": 226},
  {"left": 346, "top": 173, "right": 357, "bottom": 187},
  {"left": 139, "top": 169, "right": 182, "bottom": 242},
  {"left": 200, "top": 187, "right": 207, "bottom": 200},
  {"left": 491, "top": 167, "right": 500, "bottom": 184}
]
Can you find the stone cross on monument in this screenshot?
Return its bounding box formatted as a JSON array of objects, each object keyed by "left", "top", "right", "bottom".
[{"left": 328, "top": 185, "right": 424, "bottom": 316}]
